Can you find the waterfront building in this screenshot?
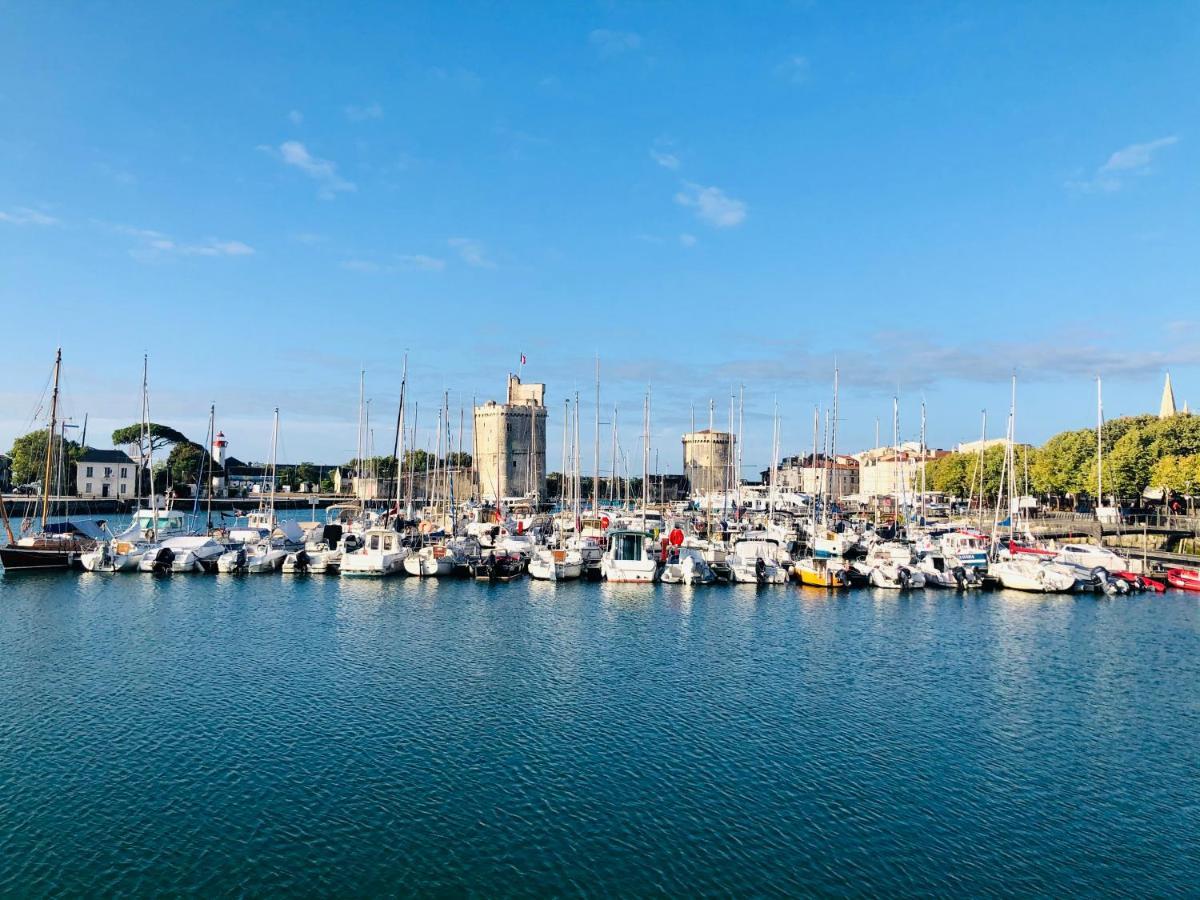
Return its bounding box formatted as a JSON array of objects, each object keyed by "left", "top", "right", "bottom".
[
  {"left": 682, "top": 429, "right": 735, "bottom": 496},
  {"left": 853, "top": 443, "right": 948, "bottom": 499},
  {"left": 75, "top": 449, "right": 137, "bottom": 499},
  {"left": 764, "top": 453, "right": 859, "bottom": 499},
  {"left": 473, "top": 374, "right": 547, "bottom": 502}
]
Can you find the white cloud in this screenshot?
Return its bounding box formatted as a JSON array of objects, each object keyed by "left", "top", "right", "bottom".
[
  {"left": 288, "top": 109, "right": 304, "bottom": 125},
  {"left": 650, "top": 148, "right": 680, "bottom": 170},
  {"left": 775, "top": 55, "right": 810, "bottom": 84},
  {"left": 1069, "top": 135, "right": 1179, "bottom": 193},
  {"left": 674, "top": 182, "right": 747, "bottom": 228},
  {"left": 291, "top": 232, "right": 325, "bottom": 244},
  {"left": 0, "top": 207, "right": 59, "bottom": 226},
  {"left": 341, "top": 259, "right": 381, "bottom": 273},
  {"left": 107, "top": 222, "right": 254, "bottom": 260},
  {"left": 589, "top": 29, "right": 642, "bottom": 56},
  {"left": 448, "top": 237, "right": 494, "bottom": 268},
  {"left": 345, "top": 102, "right": 384, "bottom": 122},
  {"left": 399, "top": 254, "right": 446, "bottom": 271},
  {"left": 268, "top": 141, "right": 356, "bottom": 198},
  {"left": 679, "top": 233, "right": 697, "bottom": 248}
]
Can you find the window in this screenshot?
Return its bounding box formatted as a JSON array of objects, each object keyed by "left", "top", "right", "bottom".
[
  {"left": 85, "top": 466, "right": 94, "bottom": 477},
  {"left": 85, "top": 482, "right": 92, "bottom": 493},
  {"left": 120, "top": 467, "right": 128, "bottom": 478},
  {"left": 120, "top": 484, "right": 128, "bottom": 494},
  {"left": 104, "top": 467, "right": 112, "bottom": 477},
  {"left": 370, "top": 535, "right": 380, "bottom": 550}
]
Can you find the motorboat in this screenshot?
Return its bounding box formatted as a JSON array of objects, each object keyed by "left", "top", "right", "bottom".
[
  {"left": 139, "top": 535, "right": 224, "bottom": 573},
  {"left": 793, "top": 555, "right": 863, "bottom": 588},
  {"left": 80, "top": 538, "right": 146, "bottom": 572},
  {"left": 216, "top": 540, "right": 287, "bottom": 574},
  {"left": 340, "top": 526, "right": 407, "bottom": 576},
  {"left": 727, "top": 537, "right": 788, "bottom": 584},
  {"left": 1167, "top": 568, "right": 1200, "bottom": 591},
  {"left": 989, "top": 556, "right": 1077, "bottom": 592},
  {"left": 939, "top": 530, "right": 990, "bottom": 569},
  {"left": 659, "top": 546, "right": 716, "bottom": 585},
  {"left": 472, "top": 551, "right": 525, "bottom": 582},
  {"left": 916, "top": 551, "right": 980, "bottom": 589},
  {"left": 403, "top": 542, "right": 457, "bottom": 577},
  {"left": 528, "top": 547, "right": 584, "bottom": 581},
  {"left": 855, "top": 541, "right": 926, "bottom": 590},
  {"left": 600, "top": 530, "right": 658, "bottom": 583}
]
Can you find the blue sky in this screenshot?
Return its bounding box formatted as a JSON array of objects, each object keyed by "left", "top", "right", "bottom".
[{"left": 2, "top": 1, "right": 1197, "bottom": 473}]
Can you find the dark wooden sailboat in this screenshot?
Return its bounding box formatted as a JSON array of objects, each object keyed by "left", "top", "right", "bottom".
[{"left": 0, "top": 349, "right": 97, "bottom": 572}]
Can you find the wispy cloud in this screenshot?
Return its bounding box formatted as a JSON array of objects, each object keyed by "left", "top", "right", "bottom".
[
  {"left": 650, "top": 148, "right": 680, "bottom": 170},
  {"left": 288, "top": 109, "right": 304, "bottom": 125},
  {"left": 0, "top": 207, "right": 59, "bottom": 226},
  {"left": 290, "top": 232, "right": 325, "bottom": 245},
  {"left": 263, "top": 141, "right": 356, "bottom": 198},
  {"left": 589, "top": 29, "right": 641, "bottom": 57},
  {"left": 775, "top": 55, "right": 810, "bottom": 84},
  {"left": 399, "top": 254, "right": 445, "bottom": 271},
  {"left": 341, "top": 253, "right": 446, "bottom": 274},
  {"left": 344, "top": 102, "right": 383, "bottom": 122},
  {"left": 674, "top": 182, "right": 747, "bottom": 228},
  {"left": 448, "top": 237, "right": 494, "bottom": 268},
  {"left": 1068, "top": 136, "right": 1179, "bottom": 193},
  {"left": 679, "top": 233, "right": 697, "bottom": 248},
  {"left": 340, "top": 259, "right": 382, "bottom": 273},
  {"left": 102, "top": 221, "right": 253, "bottom": 259}
]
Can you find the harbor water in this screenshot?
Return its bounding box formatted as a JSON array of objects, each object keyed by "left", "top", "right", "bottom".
[{"left": 1, "top": 573, "right": 1197, "bottom": 896}]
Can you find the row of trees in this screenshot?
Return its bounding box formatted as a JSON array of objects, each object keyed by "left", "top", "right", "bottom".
[
  {"left": 350, "top": 451, "right": 473, "bottom": 480},
  {"left": 924, "top": 414, "right": 1200, "bottom": 502}
]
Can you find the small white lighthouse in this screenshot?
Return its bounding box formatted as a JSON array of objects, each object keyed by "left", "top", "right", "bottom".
[{"left": 211, "top": 430, "right": 228, "bottom": 496}]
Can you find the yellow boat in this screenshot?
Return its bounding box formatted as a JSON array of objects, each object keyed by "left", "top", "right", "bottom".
[{"left": 793, "top": 556, "right": 851, "bottom": 588}]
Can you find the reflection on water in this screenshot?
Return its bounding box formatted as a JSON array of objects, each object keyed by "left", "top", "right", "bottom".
[{"left": 0, "top": 571, "right": 1197, "bottom": 896}]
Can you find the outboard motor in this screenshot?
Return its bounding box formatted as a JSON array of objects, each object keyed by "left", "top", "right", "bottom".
[
  {"left": 952, "top": 565, "right": 967, "bottom": 590},
  {"left": 898, "top": 566, "right": 912, "bottom": 589},
  {"left": 755, "top": 557, "right": 767, "bottom": 584},
  {"left": 234, "top": 548, "right": 247, "bottom": 573},
  {"left": 1091, "top": 566, "right": 1114, "bottom": 595},
  {"left": 322, "top": 523, "right": 343, "bottom": 550},
  {"left": 294, "top": 550, "right": 310, "bottom": 574},
  {"left": 151, "top": 546, "right": 175, "bottom": 576}
]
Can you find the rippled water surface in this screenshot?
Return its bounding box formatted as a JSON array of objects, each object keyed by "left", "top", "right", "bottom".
[{"left": 1, "top": 572, "right": 1197, "bottom": 896}]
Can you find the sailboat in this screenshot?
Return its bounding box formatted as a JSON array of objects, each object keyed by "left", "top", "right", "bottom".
[
  {"left": 341, "top": 364, "right": 410, "bottom": 577},
  {"left": 217, "top": 409, "right": 289, "bottom": 573},
  {"left": 1, "top": 349, "right": 100, "bottom": 571},
  {"left": 600, "top": 391, "right": 658, "bottom": 582}
]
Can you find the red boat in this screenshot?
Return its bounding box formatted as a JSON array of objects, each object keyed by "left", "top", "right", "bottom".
[
  {"left": 1166, "top": 568, "right": 1200, "bottom": 592},
  {"left": 1112, "top": 570, "right": 1167, "bottom": 592}
]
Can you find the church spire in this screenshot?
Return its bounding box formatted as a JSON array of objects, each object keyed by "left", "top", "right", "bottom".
[{"left": 1159, "top": 372, "right": 1177, "bottom": 419}]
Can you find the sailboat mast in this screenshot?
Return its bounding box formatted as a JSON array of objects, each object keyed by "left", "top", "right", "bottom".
[
  {"left": 205, "top": 404, "right": 216, "bottom": 530},
  {"left": 268, "top": 408, "right": 279, "bottom": 520},
  {"left": 1096, "top": 375, "right": 1104, "bottom": 510},
  {"left": 41, "top": 348, "right": 62, "bottom": 528},
  {"left": 391, "top": 355, "right": 408, "bottom": 520},
  {"left": 593, "top": 357, "right": 600, "bottom": 512},
  {"left": 919, "top": 400, "right": 927, "bottom": 525},
  {"left": 145, "top": 356, "right": 159, "bottom": 531},
  {"left": 641, "top": 389, "right": 649, "bottom": 531}
]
